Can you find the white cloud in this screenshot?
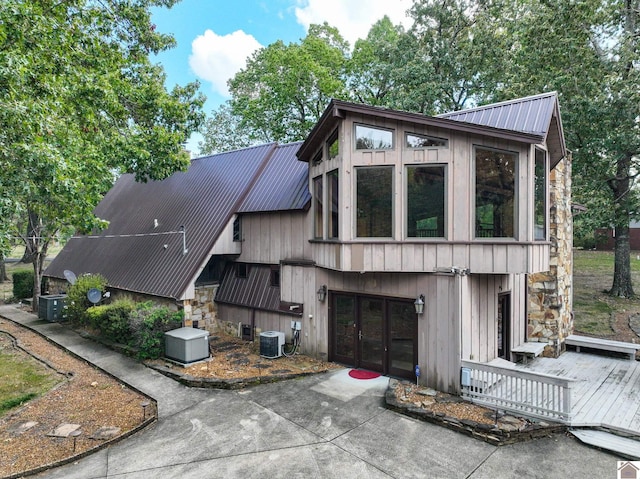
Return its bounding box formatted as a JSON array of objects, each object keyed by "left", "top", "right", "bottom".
[
  {"left": 294, "top": 0, "right": 414, "bottom": 47},
  {"left": 189, "top": 29, "right": 262, "bottom": 97}
]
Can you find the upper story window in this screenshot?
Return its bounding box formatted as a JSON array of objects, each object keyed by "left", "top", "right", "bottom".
[
  {"left": 270, "top": 266, "right": 280, "bottom": 287},
  {"left": 534, "top": 148, "right": 547, "bottom": 241},
  {"left": 233, "top": 216, "right": 242, "bottom": 242},
  {"left": 313, "top": 175, "right": 323, "bottom": 239},
  {"left": 311, "top": 150, "right": 322, "bottom": 166},
  {"left": 327, "top": 129, "right": 339, "bottom": 159},
  {"left": 356, "top": 166, "right": 393, "bottom": 237},
  {"left": 328, "top": 169, "right": 339, "bottom": 239},
  {"left": 475, "top": 146, "right": 517, "bottom": 239},
  {"left": 355, "top": 124, "right": 393, "bottom": 150},
  {"left": 406, "top": 133, "right": 448, "bottom": 149},
  {"left": 236, "top": 263, "right": 248, "bottom": 278},
  {"left": 407, "top": 165, "right": 446, "bottom": 238}
]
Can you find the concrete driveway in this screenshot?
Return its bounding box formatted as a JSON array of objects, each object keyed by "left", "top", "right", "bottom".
[{"left": 0, "top": 306, "right": 623, "bottom": 479}]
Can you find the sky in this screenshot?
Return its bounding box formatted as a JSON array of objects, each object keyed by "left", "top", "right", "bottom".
[{"left": 151, "top": 0, "right": 414, "bottom": 153}]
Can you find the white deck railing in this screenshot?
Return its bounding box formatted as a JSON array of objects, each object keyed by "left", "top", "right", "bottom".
[{"left": 460, "top": 360, "right": 574, "bottom": 423}]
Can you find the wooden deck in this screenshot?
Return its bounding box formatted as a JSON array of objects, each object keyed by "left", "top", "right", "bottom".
[{"left": 520, "top": 351, "right": 640, "bottom": 433}]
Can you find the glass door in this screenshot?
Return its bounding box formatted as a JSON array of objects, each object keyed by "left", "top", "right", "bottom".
[
  {"left": 358, "top": 297, "right": 384, "bottom": 372},
  {"left": 332, "top": 294, "right": 356, "bottom": 365},
  {"left": 387, "top": 301, "right": 418, "bottom": 379}
]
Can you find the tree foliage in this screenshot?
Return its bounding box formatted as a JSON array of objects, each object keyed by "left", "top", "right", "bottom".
[{"left": 0, "top": 0, "right": 206, "bottom": 309}]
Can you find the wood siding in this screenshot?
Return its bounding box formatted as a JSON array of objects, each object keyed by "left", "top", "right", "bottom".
[{"left": 238, "top": 211, "right": 310, "bottom": 263}]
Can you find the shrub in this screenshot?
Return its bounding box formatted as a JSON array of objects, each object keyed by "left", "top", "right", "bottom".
[
  {"left": 130, "top": 303, "right": 183, "bottom": 360},
  {"left": 12, "top": 270, "right": 33, "bottom": 300},
  {"left": 86, "top": 299, "right": 136, "bottom": 344},
  {"left": 66, "top": 274, "right": 108, "bottom": 326}
]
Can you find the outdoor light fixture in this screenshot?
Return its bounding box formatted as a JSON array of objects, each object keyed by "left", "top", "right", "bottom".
[
  {"left": 414, "top": 294, "right": 425, "bottom": 315},
  {"left": 317, "top": 285, "right": 327, "bottom": 302}
]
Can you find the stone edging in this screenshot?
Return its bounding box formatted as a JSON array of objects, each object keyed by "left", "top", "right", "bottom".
[
  {"left": 147, "top": 362, "right": 330, "bottom": 389},
  {"left": 384, "top": 379, "right": 566, "bottom": 446}
]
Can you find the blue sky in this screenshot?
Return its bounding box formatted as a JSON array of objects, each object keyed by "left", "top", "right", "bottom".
[{"left": 151, "top": 0, "right": 413, "bottom": 153}]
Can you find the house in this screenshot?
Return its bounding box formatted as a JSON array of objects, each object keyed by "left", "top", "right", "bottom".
[
  {"left": 595, "top": 220, "right": 640, "bottom": 251},
  {"left": 45, "top": 92, "right": 572, "bottom": 395}
]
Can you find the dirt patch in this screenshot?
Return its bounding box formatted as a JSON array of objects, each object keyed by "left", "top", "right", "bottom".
[{"left": 0, "top": 319, "right": 153, "bottom": 478}]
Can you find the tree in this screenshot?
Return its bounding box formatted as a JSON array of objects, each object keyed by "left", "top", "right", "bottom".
[
  {"left": 0, "top": 0, "right": 205, "bottom": 310},
  {"left": 198, "top": 103, "right": 262, "bottom": 155},
  {"left": 227, "top": 23, "right": 349, "bottom": 144},
  {"left": 493, "top": 0, "right": 640, "bottom": 297}
]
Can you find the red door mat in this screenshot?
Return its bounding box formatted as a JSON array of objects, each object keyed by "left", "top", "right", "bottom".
[{"left": 348, "top": 369, "right": 381, "bottom": 380}]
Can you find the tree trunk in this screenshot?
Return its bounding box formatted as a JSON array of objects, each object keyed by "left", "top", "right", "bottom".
[
  {"left": 21, "top": 210, "right": 39, "bottom": 263},
  {"left": 0, "top": 255, "right": 8, "bottom": 283},
  {"left": 611, "top": 225, "right": 635, "bottom": 297},
  {"left": 609, "top": 154, "right": 635, "bottom": 298},
  {"left": 31, "top": 242, "right": 49, "bottom": 313}
]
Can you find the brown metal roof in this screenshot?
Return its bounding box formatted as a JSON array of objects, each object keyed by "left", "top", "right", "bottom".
[
  {"left": 438, "top": 92, "right": 566, "bottom": 167},
  {"left": 238, "top": 142, "right": 310, "bottom": 213},
  {"left": 45, "top": 142, "right": 309, "bottom": 300}
]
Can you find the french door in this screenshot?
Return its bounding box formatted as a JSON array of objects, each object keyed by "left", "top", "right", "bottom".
[{"left": 330, "top": 293, "right": 417, "bottom": 379}]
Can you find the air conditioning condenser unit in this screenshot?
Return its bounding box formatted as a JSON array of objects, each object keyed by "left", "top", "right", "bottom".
[{"left": 260, "top": 331, "right": 285, "bottom": 359}]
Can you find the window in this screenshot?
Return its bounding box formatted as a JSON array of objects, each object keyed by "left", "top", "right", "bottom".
[
  {"left": 406, "top": 133, "right": 448, "bottom": 149},
  {"left": 311, "top": 150, "right": 322, "bottom": 166},
  {"left": 407, "top": 166, "right": 445, "bottom": 238},
  {"left": 195, "top": 256, "right": 227, "bottom": 284},
  {"left": 475, "top": 147, "right": 517, "bottom": 238},
  {"left": 356, "top": 167, "right": 393, "bottom": 237},
  {"left": 355, "top": 124, "right": 393, "bottom": 150},
  {"left": 313, "top": 175, "right": 323, "bottom": 239},
  {"left": 534, "top": 148, "right": 547, "bottom": 240},
  {"left": 236, "top": 263, "right": 248, "bottom": 278},
  {"left": 233, "top": 216, "right": 241, "bottom": 242},
  {"left": 270, "top": 266, "right": 280, "bottom": 287},
  {"left": 327, "top": 130, "right": 339, "bottom": 159},
  {"left": 328, "top": 169, "right": 339, "bottom": 239}
]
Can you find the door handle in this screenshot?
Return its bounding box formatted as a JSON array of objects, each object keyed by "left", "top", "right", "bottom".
[{"left": 358, "top": 330, "right": 362, "bottom": 340}]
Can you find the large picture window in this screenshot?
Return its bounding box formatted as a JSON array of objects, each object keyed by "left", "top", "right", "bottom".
[
  {"left": 355, "top": 124, "right": 393, "bottom": 150},
  {"left": 328, "top": 169, "right": 339, "bottom": 239},
  {"left": 313, "top": 175, "right": 323, "bottom": 239},
  {"left": 407, "top": 165, "right": 446, "bottom": 238},
  {"left": 406, "top": 133, "right": 448, "bottom": 149},
  {"left": 356, "top": 167, "right": 393, "bottom": 237},
  {"left": 534, "top": 148, "right": 547, "bottom": 241},
  {"left": 475, "top": 147, "right": 517, "bottom": 239}
]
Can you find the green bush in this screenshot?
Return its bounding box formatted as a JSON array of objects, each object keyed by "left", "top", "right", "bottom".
[
  {"left": 130, "top": 303, "right": 183, "bottom": 360},
  {"left": 66, "top": 274, "right": 108, "bottom": 326},
  {"left": 12, "top": 270, "right": 33, "bottom": 300},
  {"left": 86, "top": 299, "right": 136, "bottom": 344}
]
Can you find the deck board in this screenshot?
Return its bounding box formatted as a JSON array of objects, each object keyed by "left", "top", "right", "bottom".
[{"left": 517, "top": 351, "right": 640, "bottom": 432}]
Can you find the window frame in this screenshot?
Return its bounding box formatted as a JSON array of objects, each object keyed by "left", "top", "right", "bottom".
[
  {"left": 232, "top": 216, "right": 242, "bottom": 242},
  {"left": 473, "top": 145, "right": 519, "bottom": 240},
  {"left": 327, "top": 169, "right": 339, "bottom": 239},
  {"left": 270, "top": 266, "right": 280, "bottom": 287},
  {"left": 405, "top": 132, "right": 448, "bottom": 149},
  {"left": 355, "top": 165, "right": 394, "bottom": 238},
  {"left": 534, "top": 147, "right": 548, "bottom": 241},
  {"left": 236, "top": 263, "right": 248, "bottom": 279},
  {"left": 327, "top": 129, "right": 339, "bottom": 160},
  {"left": 405, "top": 164, "right": 447, "bottom": 239},
  {"left": 313, "top": 174, "right": 323, "bottom": 239},
  {"left": 354, "top": 123, "right": 394, "bottom": 151}
]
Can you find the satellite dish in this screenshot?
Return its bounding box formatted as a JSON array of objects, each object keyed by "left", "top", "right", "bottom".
[
  {"left": 87, "top": 288, "right": 102, "bottom": 304},
  {"left": 63, "top": 270, "right": 77, "bottom": 285}
]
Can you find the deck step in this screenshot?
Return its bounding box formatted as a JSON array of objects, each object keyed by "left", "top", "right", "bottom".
[{"left": 571, "top": 429, "right": 640, "bottom": 459}]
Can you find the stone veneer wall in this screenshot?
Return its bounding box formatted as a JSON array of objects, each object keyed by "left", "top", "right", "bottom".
[
  {"left": 183, "top": 283, "right": 219, "bottom": 331},
  {"left": 527, "top": 155, "right": 573, "bottom": 357}
]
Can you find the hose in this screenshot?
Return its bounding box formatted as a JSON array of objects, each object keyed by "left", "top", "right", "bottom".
[{"left": 282, "top": 329, "right": 301, "bottom": 357}]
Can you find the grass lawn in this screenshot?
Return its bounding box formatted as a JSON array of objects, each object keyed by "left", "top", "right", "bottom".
[
  {"left": 573, "top": 250, "right": 640, "bottom": 336},
  {"left": 0, "top": 334, "right": 62, "bottom": 415}
]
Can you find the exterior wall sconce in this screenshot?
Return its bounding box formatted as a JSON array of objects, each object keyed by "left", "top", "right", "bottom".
[
  {"left": 414, "top": 294, "right": 425, "bottom": 315},
  {"left": 317, "top": 285, "right": 327, "bottom": 302}
]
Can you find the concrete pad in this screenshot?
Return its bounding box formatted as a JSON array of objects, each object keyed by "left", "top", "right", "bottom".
[
  {"left": 32, "top": 447, "right": 109, "bottom": 479},
  {"left": 47, "top": 423, "right": 81, "bottom": 438},
  {"left": 333, "top": 409, "right": 495, "bottom": 478},
  {"left": 112, "top": 443, "right": 392, "bottom": 479},
  {"left": 310, "top": 368, "right": 389, "bottom": 402},
  {"left": 104, "top": 393, "right": 321, "bottom": 476},
  {"left": 469, "top": 435, "right": 621, "bottom": 478}
]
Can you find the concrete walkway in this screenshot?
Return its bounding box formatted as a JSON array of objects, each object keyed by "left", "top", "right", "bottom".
[{"left": 0, "top": 306, "right": 623, "bottom": 478}]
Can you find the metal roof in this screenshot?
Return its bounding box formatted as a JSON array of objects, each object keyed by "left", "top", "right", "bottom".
[
  {"left": 214, "top": 263, "right": 281, "bottom": 312},
  {"left": 239, "top": 142, "right": 310, "bottom": 213},
  {"left": 297, "top": 93, "right": 566, "bottom": 167},
  {"left": 45, "top": 142, "right": 308, "bottom": 300}
]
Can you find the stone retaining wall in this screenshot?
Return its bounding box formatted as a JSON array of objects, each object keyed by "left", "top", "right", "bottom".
[{"left": 183, "top": 283, "right": 218, "bottom": 331}]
